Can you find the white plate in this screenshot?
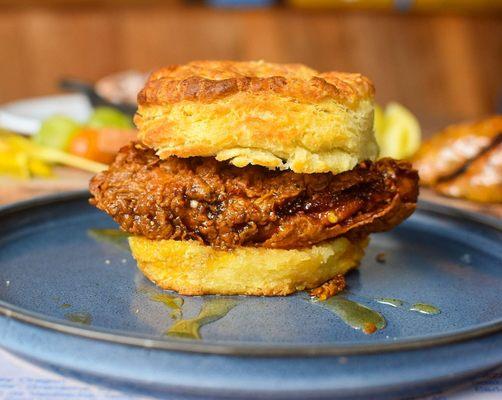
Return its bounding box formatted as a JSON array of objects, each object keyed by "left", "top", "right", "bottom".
[{"left": 0, "top": 94, "right": 92, "bottom": 135}]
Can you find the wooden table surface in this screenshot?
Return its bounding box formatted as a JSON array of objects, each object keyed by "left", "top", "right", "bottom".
[{"left": 0, "top": 167, "right": 92, "bottom": 206}]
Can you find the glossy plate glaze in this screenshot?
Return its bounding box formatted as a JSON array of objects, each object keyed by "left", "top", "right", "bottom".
[{"left": 0, "top": 192, "right": 501, "bottom": 399}]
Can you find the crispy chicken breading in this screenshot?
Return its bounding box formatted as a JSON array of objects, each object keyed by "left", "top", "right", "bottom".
[{"left": 90, "top": 143, "right": 418, "bottom": 249}]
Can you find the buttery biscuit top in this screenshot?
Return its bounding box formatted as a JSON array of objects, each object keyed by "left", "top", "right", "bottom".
[
  {"left": 138, "top": 60, "right": 374, "bottom": 108},
  {"left": 135, "top": 60, "right": 378, "bottom": 174}
]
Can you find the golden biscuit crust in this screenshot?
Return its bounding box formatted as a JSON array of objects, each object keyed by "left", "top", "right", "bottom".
[
  {"left": 129, "top": 236, "right": 368, "bottom": 296},
  {"left": 138, "top": 60, "right": 374, "bottom": 107},
  {"left": 135, "top": 60, "right": 378, "bottom": 174}
]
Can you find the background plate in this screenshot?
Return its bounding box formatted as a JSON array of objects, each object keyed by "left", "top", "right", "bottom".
[
  {"left": 0, "top": 192, "right": 501, "bottom": 399},
  {"left": 0, "top": 94, "right": 91, "bottom": 135}
]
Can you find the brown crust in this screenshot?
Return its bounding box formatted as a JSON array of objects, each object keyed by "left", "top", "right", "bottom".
[
  {"left": 310, "top": 274, "right": 346, "bottom": 300},
  {"left": 412, "top": 115, "right": 502, "bottom": 186},
  {"left": 137, "top": 60, "right": 374, "bottom": 107},
  {"left": 435, "top": 139, "right": 502, "bottom": 203}
]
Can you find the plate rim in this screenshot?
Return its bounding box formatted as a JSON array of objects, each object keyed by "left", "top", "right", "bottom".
[{"left": 0, "top": 190, "right": 501, "bottom": 357}]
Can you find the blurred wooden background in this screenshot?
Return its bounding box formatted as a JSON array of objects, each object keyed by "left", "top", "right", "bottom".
[{"left": 0, "top": 4, "right": 501, "bottom": 133}]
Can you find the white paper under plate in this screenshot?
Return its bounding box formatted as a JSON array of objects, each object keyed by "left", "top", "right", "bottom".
[{"left": 0, "top": 348, "right": 500, "bottom": 400}]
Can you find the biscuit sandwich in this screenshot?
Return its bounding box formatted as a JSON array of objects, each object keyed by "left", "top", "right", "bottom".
[{"left": 89, "top": 60, "right": 418, "bottom": 296}]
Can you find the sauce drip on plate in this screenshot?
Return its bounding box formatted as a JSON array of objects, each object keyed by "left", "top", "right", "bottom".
[
  {"left": 150, "top": 293, "right": 184, "bottom": 319},
  {"left": 88, "top": 229, "right": 129, "bottom": 251},
  {"left": 314, "top": 297, "right": 386, "bottom": 334},
  {"left": 65, "top": 312, "right": 92, "bottom": 325},
  {"left": 374, "top": 297, "right": 404, "bottom": 308},
  {"left": 373, "top": 296, "right": 441, "bottom": 315},
  {"left": 410, "top": 303, "right": 441, "bottom": 315},
  {"left": 167, "top": 298, "right": 238, "bottom": 339}
]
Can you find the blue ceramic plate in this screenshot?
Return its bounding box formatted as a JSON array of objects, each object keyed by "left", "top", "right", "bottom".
[{"left": 0, "top": 191, "right": 501, "bottom": 399}]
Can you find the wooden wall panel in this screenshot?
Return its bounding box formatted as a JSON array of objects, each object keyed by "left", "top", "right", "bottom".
[{"left": 0, "top": 5, "right": 501, "bottom": 132}]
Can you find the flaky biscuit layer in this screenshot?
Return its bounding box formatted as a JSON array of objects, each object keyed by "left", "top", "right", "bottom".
[
  {"left": 135, "top": 60, "right": 378, "bottom": 174},
  {"left": 129, "top": 236, "right": 367, "bottom": 296}
]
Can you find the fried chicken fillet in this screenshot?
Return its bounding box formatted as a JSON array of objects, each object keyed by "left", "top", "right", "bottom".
[{"left": 90, "top": 143, "right": 417, "bottom": 250}]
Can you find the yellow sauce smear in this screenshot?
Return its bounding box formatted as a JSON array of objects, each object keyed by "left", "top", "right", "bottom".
[{"left": 167, "top": 298, "right": 238, "bottom": 340}]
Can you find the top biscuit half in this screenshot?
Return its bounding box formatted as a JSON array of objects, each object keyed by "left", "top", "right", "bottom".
[{"left": 135, "top": 60, "right": 378, "bottom": 174}]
